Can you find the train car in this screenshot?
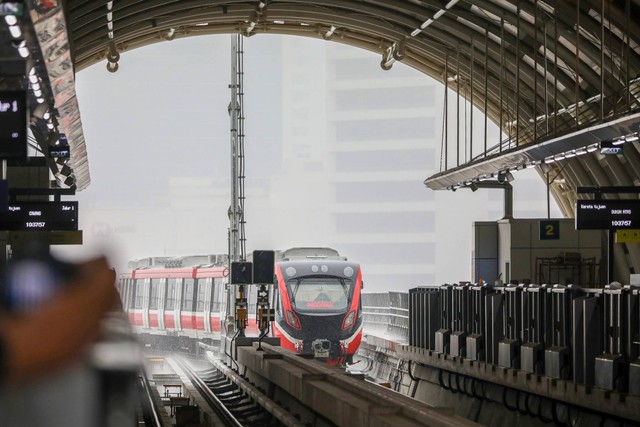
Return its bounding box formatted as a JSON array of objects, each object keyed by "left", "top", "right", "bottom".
[
  {"left": 272, "top": 248, "right": 364, "bottom": 365},
  {"left": 117, "top": 255, "right": 259, "bottom": 346}
]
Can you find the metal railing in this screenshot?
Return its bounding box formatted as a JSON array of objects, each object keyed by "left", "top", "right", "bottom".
[{"left": 361, "top": 292, "right": 409, "bottom": 343}]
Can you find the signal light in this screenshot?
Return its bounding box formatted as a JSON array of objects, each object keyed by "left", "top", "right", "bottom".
[
  {"left": 253, "top": 250, "right": 274, "bottom": 284},
  {"left": 342, "top": 310, "right": 356, "bottom": 330},
  {"left": 285, "top": 310, "right": 301, "bottom": 330}
]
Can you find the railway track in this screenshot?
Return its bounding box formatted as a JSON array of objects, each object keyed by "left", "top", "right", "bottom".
[{"left": 172, "top": 357, "right": 302, "bottom": 427}]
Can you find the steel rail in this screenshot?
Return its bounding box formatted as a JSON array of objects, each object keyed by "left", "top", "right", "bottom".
[
  {"left": 173, "top": 357, "right": 244, "bottom": 427},
  {"left": 205, "top": 353, "right": 306, "bottom": 427},
  {"left": 137, "top": 371, "right": 165, "bottom": 427}
]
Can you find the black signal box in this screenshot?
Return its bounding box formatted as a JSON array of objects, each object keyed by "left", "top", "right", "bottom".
[
  {"left": 231, "top": 261, "right": 252, "bottom": 284},
  {"left": 253, "top": 250, "right": 275, "bottom": 284}
]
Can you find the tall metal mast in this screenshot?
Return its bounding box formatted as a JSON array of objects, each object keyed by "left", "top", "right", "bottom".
[
  {"left": 228, "top": 34, "right": 246, "bottom": 263},
  {"left": 227, "top": 34, "right": 247, "bottom": 336}
]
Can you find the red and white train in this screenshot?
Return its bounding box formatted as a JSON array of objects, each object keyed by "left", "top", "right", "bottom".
[{"left": 117, "top": 248, "right": 363, "bottom": 364}]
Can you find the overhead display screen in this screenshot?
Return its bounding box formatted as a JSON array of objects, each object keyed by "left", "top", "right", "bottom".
[
  {"left": 0, "top": 90, "right": 27, "bottom": 160},
  {"left": 0, "top": 201, "right": 78, "bottom": 231},
  {"left": 575, "top": 199, "right": 640, "bottom": 230}
]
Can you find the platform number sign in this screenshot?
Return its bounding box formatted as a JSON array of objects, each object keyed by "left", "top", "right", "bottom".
[{"left": 540, "top": 220, "right": 560, "bottom": 240}]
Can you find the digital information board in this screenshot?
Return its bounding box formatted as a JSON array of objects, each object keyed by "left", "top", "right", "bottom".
[
  {"left": 575, "top": 199, "right": 640, "bottom": 230},
  {"left": 0, "top": 90, "right": 27, "bottom": 160},
  {"left": 0, "top": 201, "right": 78, "bottom": 231}
]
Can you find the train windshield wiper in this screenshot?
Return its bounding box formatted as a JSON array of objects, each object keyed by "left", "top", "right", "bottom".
[
  {"left": 341, "top": 281, "right": 350, "bottom": 302},
  {"left": 291, "top": 281, "right": 300, "bottom": 302}
]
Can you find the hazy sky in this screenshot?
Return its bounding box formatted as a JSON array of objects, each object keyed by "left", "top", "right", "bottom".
[{"left": 53, "top": 34, "right": 561, "bottom": 291}]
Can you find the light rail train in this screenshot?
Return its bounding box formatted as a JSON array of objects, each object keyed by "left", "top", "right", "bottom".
[{"left": 117, "top": 248, "right": 363, "bottom": 364}]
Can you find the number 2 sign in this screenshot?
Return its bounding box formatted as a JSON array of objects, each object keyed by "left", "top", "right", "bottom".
[{"left": 539, "top": 220, "right": 560, "bottom": 240}]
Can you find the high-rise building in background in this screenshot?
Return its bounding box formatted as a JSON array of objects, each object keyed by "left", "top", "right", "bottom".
[
  {"left": 322, "top": 44, "right": 440, "bottom": 289},
  {"left": 274, "top": 39, "right": 561, "bottom": 291}
]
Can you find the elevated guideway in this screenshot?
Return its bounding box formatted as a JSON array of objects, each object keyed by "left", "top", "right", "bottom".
[{"left": 214, "top": 341, "right": 478, "bottom": 427}]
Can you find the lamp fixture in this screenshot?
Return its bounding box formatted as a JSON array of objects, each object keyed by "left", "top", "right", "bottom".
[
  {"left": 4, "top": 15, "right": 17, "bottom": 25},
  {"left": 9, "top": 24, "right": 21, "bottom": 38},
  {"left": 324, "top": 25, "right": 336, "bottom": 39},
  {"left": 410, "top": 1, "right": 457, "bottom": 37},
  {"left": 420, "top": 19, "right": 433, "bottom": 29},
  {"left": 497, "top": 171, "right": 514, "bottom": 183}
]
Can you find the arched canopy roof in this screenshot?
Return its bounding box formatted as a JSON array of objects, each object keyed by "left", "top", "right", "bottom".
[
  {"left": 66, "top": 0, "right": 640, "bottom": 133},
  {"left": 62, "top": 0, "right": 640, "bottom": 276}
]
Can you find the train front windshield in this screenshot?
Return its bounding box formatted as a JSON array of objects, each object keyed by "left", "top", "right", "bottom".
[{"left": 288, "top": 277, "right": 352, "bottom": 313}]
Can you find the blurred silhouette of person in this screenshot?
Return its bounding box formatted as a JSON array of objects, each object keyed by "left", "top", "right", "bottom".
[{"left": 0, "top": 257, "right": 118, "bottom": 386}]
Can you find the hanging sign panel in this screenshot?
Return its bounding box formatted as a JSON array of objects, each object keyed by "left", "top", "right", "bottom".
[
  {"left": 0, "top": 201, "right": 78, "bottom": 231},
  {"left": 576, "top": 200, "right": 640, "bottom": 230}
]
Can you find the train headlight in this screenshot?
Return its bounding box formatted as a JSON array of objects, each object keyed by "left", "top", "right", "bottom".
[
  {"left": 285, "top": 267, "right": 296, "bottom": 277},
  {"left": 342, "top": 310, "right": 356, "bottom": 330},
  {"left": 285, "top": 310, "right": 302, "bottom": 330},
  {"left": 343, "top": 267, "right": 354, "bottom": 277}
]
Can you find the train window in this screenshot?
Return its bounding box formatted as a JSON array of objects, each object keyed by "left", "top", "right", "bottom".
[
  {"left": 211, "top": 278, "right": 223, "bottom": 312},
  {"left": 165, "top": 279, "right": 177, "bottom": 310},
  {"left": 118, "top": 279, "right": 126, "bottom": 306},
  {"left": 127, "top": 279, "right": 138, "bottom": 308},
  {"left": 134, "top": 280, "right": 145, "bottom": 309},
  {"left": 149, "top": 279, "right": 161, "bottom": 310},
  {"left": 287, "top": 277, "right": 353, "bottom": 313},
  {"left": 274, "top": 286, "right": 281, "bottom": 315},
  {"left": 182, "top": 279, "right": 196, "bottom": 311},
  {"left": 196, "top": 280, "right": 207, "bottom": 311},
  {"left": 125, "top": 280, "right": 134, "bottom": 309}
]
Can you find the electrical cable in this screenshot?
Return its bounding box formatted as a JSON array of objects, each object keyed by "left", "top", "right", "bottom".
[
  {"left": 471, "top": 378, "right": 486, "bottom": 401},
  {"left": 225, "top": 329, "right": 241, "bottom": 372},
  {"left": 502, "top": 387, "right": 519, "bottom": 412},
  {"left": 516, "top": 390, "right": 529, "bottom": 416},
  {"left": 256, "top": 319, "right": 270, "bottom": 351},
  {"left": 448, "top": 371, "right": 459, "bottom": 394},
  {"left": 463, "top": 376, "right": 475, "bottom": 398},
  {"left": 534, "top": 396, "right": 553, "bottom": 424},
  {"left": 566, "top": 403, "right": 579, "bottom": 427},
  {"left": 408, "top": 360, "right": 419, "bottom": 381},
  {"left": 551, "top": 400, "right": 564, "bottom": 427},
  {"left": 454, "top": 371, "right": 464, "bottom": 395},
  {"left": 438, "top": 369, "right": 449, "bottom": 391}
]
